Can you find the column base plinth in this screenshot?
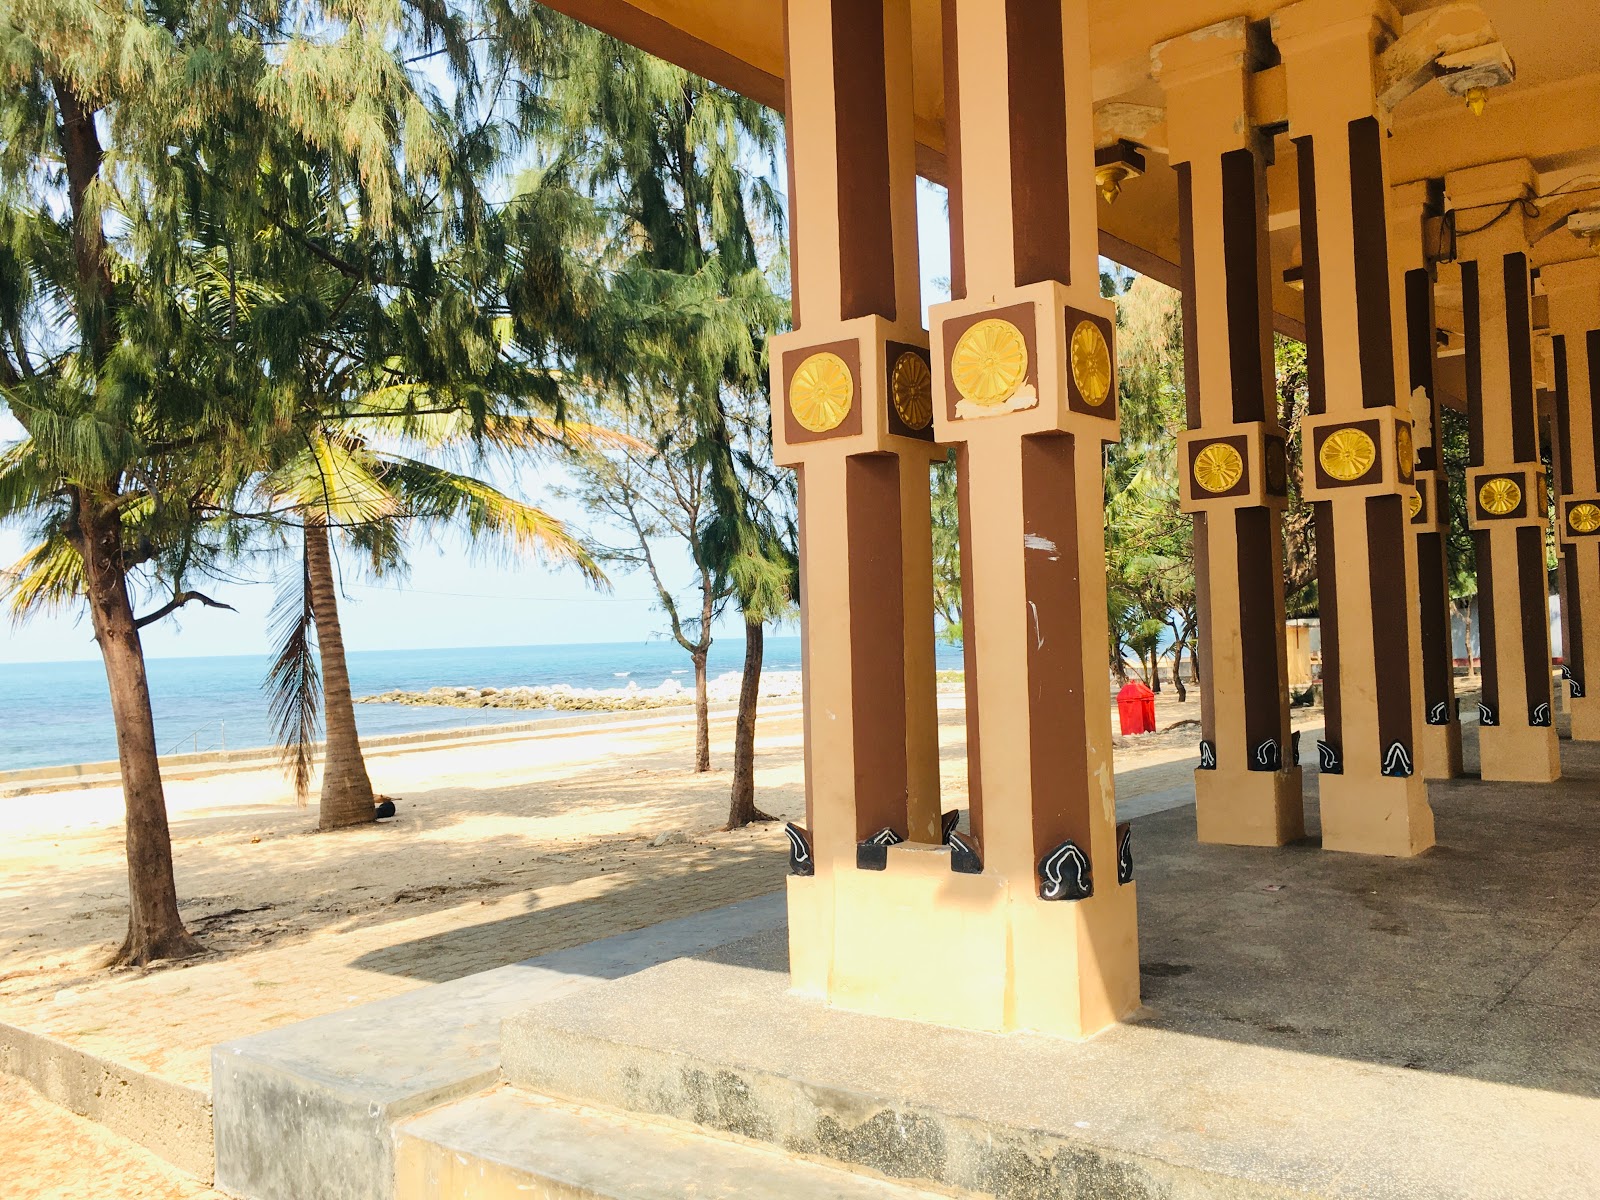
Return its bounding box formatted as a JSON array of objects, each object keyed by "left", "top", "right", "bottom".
[
  {"left": 786, "top": 843, "right": 1139, "bottom": 1039},
  {"left": 1318, "top": 774, "right": 1435, "bottom": 857},
  {"left": 1478, "top": 724, "right": 1561, "bottom": 782},
  {"left": 1419, "top": 721, "right": 1464, "bottom": 780},
  {"left": 1194, "top": 767, "right": 1304, "bottom": 847},
  {"left": 1569, "top": 697, "right": 1600, "bottom": 742}
]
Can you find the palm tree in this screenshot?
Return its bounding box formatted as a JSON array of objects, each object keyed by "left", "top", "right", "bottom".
[{"left": 259, "top": 410, "right": 609, "bottom": 828}]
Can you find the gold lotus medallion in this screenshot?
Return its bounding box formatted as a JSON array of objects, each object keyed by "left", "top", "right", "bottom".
[
  {"left": 1571, "top": 502, "right": 1600, "bottom": 533},
  {"left": 1194, "top": 443, "right": 1245, "bottom": 494},
  {"left": 1479, "top": 477, "right": 1522, "bottom": 516},
  {"left": 1318, "top": 428, "right": 1377, "bottom": 482},
  {"left": 1396, "top": 423, "right": 1413, "bottom": 474},
  {"left": 1070, "top": 320, "right": 1112, "bottom": 407},
  {"left": 951, "top": 319, "right": 1028, "bottom": 407},
  {"left": 789, "top": 351, "right": 854, "bottom": 433},
  {"left": 1408, "top": 492, "right": 1423, "bottom": 519},
  {"left": 890, "top": 351, "right": 933, "bottom": 431}
]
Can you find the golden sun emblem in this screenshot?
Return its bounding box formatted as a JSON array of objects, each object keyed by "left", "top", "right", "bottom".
[
  {"left": 1396, "top": 423, "right": 1414, "bottom": 475},
  {"left": 1478, "top": 477, "right": 1522, "bottom": 516},
  {"left": 1570, "top": 502, "right": 1600, "bottom": 533},
  {"left": 1318, "top": 428, "right": 1377, "bottom": 482},
  {"left": 890, "top": 351, "right": 933, "bottom": 430},
  {"left": 1408, "top": 492, "right": 1423, "bottom": 519},
  {"left": 951, "top": 319, "right": 1028, "bottom": 407},
  {"left": 1070, "top": 320, "right": 1112, "bottom": 407},
  {"left": 789, "top": 351, "right": 854, "bottom": 433},
  {"left": 1193, "top": 443, "right": 1245, "bottom": 494}
]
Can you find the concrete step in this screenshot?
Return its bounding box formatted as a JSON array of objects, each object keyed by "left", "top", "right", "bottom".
[{"left": 394, "top": 1087, "right": 956, "bottom": 1200}]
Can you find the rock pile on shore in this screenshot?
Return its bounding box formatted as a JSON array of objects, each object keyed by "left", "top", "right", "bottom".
[{"left": 358, "top": 671, "right": 804, "bottom": 712}]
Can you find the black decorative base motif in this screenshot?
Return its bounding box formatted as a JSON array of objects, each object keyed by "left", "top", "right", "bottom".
[
  {"left": 947, "top": 830, "right": 983, "bottom": 875},
  {"left": 1531, "top": 702, "right": 1551, "bottom": 727},
  {"left": 856, "top": 826, "right": 904, "bottom": 871},
  {"left": 1038, "top": 839, "right": 1093, "bottom": 901},
  {"left": 1478, "top": 703, "right": 1497, "bottom": 727},
  {"left": 1116, "top": 823, "right": 1133, "bottom": 885},
  {"left": 1381, "top": 741, "right": 1414, "bottom": 778},
  {"left": 940, "top": 809, "right": 961, "bottom": 843},
  {"left": 1250, "top": 738, "right": 1281, "bottom": 772},
  {"left": 1427, "top": 700, "right": 1450, "bottom": 726},
  {"left": 1198, "top": 740, "right": 1217, "bottom": 770},
  {"left": 784, "top": 823, "right": 814, "bottom": 877},
  {"left": 1317, "top": 740, "right": 1343, "bottom": 774}
]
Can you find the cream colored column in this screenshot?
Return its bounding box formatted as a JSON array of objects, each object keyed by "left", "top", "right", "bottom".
[
  {"left": 915, "top": 0, "right": 1138, "bottom": 1039},
  {"left": 1390, "top": 181, "right": 1464, "bottom": 778},
  {"left": 1544, "top": 256, "right": 1600, "bottom": 741},
  {"left": 1157, "top": 19, "right": 1303, "bottom": 847},
  {"left": 1274, "top": 0, "right": 1434, "bottom": 856},
  {"left": 769, "top": 0, "right": 945, "bottom": 996},
  {"left": 1446, "top": 160, "right": 1560, "bottom": 781}
]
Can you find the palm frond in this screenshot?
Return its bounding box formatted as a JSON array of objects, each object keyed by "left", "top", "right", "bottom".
[
  {"left": 2, "top": 536, "right": 83, "bottom": 622},
  {"left": 264, "top": 562, "right": 321, "bottom": 804}
]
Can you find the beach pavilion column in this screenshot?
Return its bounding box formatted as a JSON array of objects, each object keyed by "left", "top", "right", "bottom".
[
  {"left": 920, "top": 0, "right": 1139, "bottom": 1038},
  {"left": 1391, "top": 181, "right": 1464, "bottom": 778},
  {"left": 1273, "top": 0, "right": 1434, "bottom": 856},
  {"left": 769, "top": 0, "right": 946, "bottom": 996},
  {"left": 1544, "top": 256, "right": 1600, "bottom": 741},
  {"left": 1155, "top": 19, "right": 1303, "bottom": 847},
  {"left": 1445, "top": 159, "right": 1560, "bottom": 781}
]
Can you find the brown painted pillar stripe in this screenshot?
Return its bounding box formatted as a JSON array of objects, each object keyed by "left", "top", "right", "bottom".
[
  {"left": 940, "top": 0, "right": 965, "bottom": 302},
  {"left": 1221, "top": 147, "right": 1271, "bottom": 424},
  {"left": 1176, "top": 163, "right": 1201, "bottom": 428},
  {"left": 1236, "top": 507, "right": 1281, "bottom": 757},
  {"left": 1020, "top": 432, "right": 1090, "bottom": 858},
  {"left": 1405, "top": 268, "right": 1438, "bottom": 470},
  {"left": 1505, "top": 254, "right": 1538, "bottom": 463},
  {"left": 1294, "top": 135, "right": 1327, "bottom": 417},
  {"left": 954, "top": 443, "right": 983, "bottom": 842},
  {"left": 1004, "top": 0, "right": 1072, "bottom": 289},
  {"left": 1348, "top": 118, "right": 1396, "bottom": 411},
  {"left": 797, "top": 467, "right": 814, "bottom": 829},
  {"left": 1417, "top": 531, "right": 1452, "bottom": 719},
  {"left": 1554, "top": 335, "right": 1573, "bottom": 493},
  {"left": 781, "top": 1, "right": 802, "bottom": 326},
  {"left": 845, "top": 455, "right": 910, "bottom": 837},
  {"left": 1463, "top": 261, "right": 1485, "bottom": 468},
  {"left": 831, "top": 0, "right": 897, "bottom": 322},
  {"left": 1367, "top": 495, "right": 1416, "bottom": 757},
  {"left": 1194, "top": 515, "right": 1216, "bottom": 745},
  {"left": 1590, "top": 330, "right": 1600, "bottom": 474},
  {"left": 1516, "top": 524, "right": 1550, "bottom": 724},
  {"left": 1315, "top": 503, "right": 1342, "bottom": 751},
  {"left": 1566, "top": 543, "right": 1587, "bottom": 693},
  {"left": 1475, "top": 528, "right": 1500, "bottom": 715}
]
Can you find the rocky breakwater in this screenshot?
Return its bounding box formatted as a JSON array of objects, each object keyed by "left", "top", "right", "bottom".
[{"left": 358, "top": 670, "right": 804, "bottom": 713}]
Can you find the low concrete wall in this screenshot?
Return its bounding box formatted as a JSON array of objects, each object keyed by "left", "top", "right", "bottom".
[{"left": 0, "top": 1020, "right": 213, "bottom": 1181}]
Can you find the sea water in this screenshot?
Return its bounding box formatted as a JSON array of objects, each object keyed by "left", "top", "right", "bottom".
[{"left": 0, "top": 638, "right": 965, "bottom": 772}]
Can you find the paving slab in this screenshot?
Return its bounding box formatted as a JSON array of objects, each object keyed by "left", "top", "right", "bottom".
[{"left": 212, "top": 893, "right": 786, "bottom": 1200}]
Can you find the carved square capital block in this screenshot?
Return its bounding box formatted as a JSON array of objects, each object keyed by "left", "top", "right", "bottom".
[
  {"left": 771, "top": 317, "right": 942, "bottom": 468},
  {"left": 1409, "top": 470, "right": 1447, "bottom": 534},
  {"left": 1178, "top": 423, "right": 1289, "bottom": 513},
  {"left": 1299, "top": 408, "right": 1413, "bottom": 503},
  {"left": 1466, "top": 465, "right": 1548, "bottom": 531},
  {"left": 1559, "top": 494, "right": 1600, "bottom": 543},
  {"left": 929, "top": 281, "right": 1118, "bottom": 445}
]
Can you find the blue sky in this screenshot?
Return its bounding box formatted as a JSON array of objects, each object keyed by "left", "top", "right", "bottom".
[{"left": 0, "top": 183, "right": 955, "bottom": 664}]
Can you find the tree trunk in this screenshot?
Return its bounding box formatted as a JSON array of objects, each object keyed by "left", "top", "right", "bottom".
[
  {"left": 1171, "top": 639, "right": 1188, "bottom": 703},
  {"left": 306, "top": 522, "right": 376, "bottom": 830},
  {"left": 76, "top": 496, "right": 203, "bottom": 967},
  {"left": 726, "top": 620, "right": 777, "bottom": 829},
  {"left": 692, "top": 649, "right": 711, "bottom": 772},
  {"left": 1459, "top": 600, "right": 1476, "bottom": 681}
]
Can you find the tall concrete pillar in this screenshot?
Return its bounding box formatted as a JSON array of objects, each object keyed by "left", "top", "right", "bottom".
[
  {"left": 918, "top": 0, "right": 1139, "bottom": 1038},
  {"left": 1544, "top": 256, "right": 1600, "bottom": 741},
  {"left": 1446, "top": 160, "right": 1561, "bottom": 781},
  {"left": 1390, "top": 181, "right": 1464, "bottom": 778},
  {"left": 1274, "top": 0, "right": 1435, "bottom": 856},
  {"left": 1156, "top": 20, "right": 1303, "bottom": 847},
  {"left": 771, "top": 0, "right": 945, "bottom": 995}
]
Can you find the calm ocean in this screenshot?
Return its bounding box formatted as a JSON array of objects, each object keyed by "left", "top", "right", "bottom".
[{"left": 0, "top": 637, "right": 966, "bottom": 772}]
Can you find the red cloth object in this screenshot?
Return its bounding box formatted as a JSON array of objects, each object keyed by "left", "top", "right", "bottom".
[{"left": 1117, "top": 680, "right": 1157, "bottom": 735}]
